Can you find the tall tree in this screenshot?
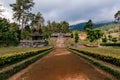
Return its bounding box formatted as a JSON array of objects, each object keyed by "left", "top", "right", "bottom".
[
  {"left": 61, "top": 21, "right": 69, "bottom": 33},
  {"left": 0, "top": 17, "right": 19, "bottom": 46},
  {"left": 29, "top": 12, "right": 44, "bottom": 33},
  {"left": 74, "top": 32, "right": 79, "bottom": 47},
  {"left": 47, "top": 20, "right": 53, "bottom": 34},
  {"left": 115, "top": 10, "right": 120, "bottom": 23},
  {"left": 35, "top": 12, "right": 44, "bottom": 31},
  {"left": 86, "top": 29, "right": 104, "bottom": 42},
  {"left": 47, "top": 21, "right": 69, "bottom": 34},
  {"left": 10, "top": 0, "right": 34, "bottom": 31},
  {"left": 114, "top": 10, "right": 120, "bottom": 32},
  {"left": 84, "top": 19, "right": 93, "bottom": 31}
]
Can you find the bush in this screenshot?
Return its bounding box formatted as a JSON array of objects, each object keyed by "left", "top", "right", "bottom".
[
  {"left": 100, "top": 43, "right": 120, "bottom": 46},
  {"left": 0, "top": 48, "right": 52, "bottom": 68},
  {"left": 69, "top": 49, "right": 120, "bottom": 79},
  {"left": 112, "top": 37, "right": 118, "bottom": 43},
  {"left": 0, "top": 48, "right": 52, "bottom": 80},
  {"left": 69, "top": 48, "right": 120, "bottom": 67},
  {"left": 74, "top": 32, "right": 79, "bottom": 43},
  {"left": 102, "top": 37, "right": 107, "bottom": 43},
  {"left": 71, "top": 33, "right": 74, "bottom": 38}
]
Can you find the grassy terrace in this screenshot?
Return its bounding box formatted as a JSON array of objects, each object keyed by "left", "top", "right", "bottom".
[
  {"left": 0, "top": 47, "right": 46, "bottom": 56},
  {"left": 69, "top": 48, "right": 120, "bottom": 79},
  {"left": 0, "top": 47, "right": 52, "bottom": 80},
  {"left": 69, "top": 47, "right": 120, "bottom": 79},
  {"left": 77, "top": 47, "right": 120, "bottom": 56},
  {"left": 69, "top": 47, "right": 120, "bottom": 66}
]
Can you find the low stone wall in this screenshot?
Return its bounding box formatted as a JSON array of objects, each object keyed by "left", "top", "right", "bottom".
[{"left": 19, "top": 40, "right": 48, "bottom": 47}]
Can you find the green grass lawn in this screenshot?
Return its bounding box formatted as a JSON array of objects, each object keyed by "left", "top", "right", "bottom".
[
  {"left": 77, "top": 47, "right": 120, "bottom": 56},
  {"left": 0, "top": 47, "right": 42, "bottom": 56}
]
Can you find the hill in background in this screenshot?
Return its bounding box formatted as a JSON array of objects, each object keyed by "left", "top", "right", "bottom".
[{"left": 69, "top": 21, "right": 115, "bottom": 31}]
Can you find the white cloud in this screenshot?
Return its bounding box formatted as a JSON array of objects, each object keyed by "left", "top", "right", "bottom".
[
  {"left": 0, "top": 1, "right": 13, "bottom": 22},
  {"left": 69, "top": 20, "right": 87, "bottom": 25},
  {"left": 0, "top": 0, "right": 120, "bottom": 25}
]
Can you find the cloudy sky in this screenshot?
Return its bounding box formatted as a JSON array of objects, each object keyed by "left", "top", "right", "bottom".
[{"left": 0, "top": 0, "right": 120, "bottom": 25}]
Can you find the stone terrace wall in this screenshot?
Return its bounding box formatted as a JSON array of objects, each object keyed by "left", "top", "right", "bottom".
[{"left": 19, "top": 40, "right": 48, "bottom": 48}]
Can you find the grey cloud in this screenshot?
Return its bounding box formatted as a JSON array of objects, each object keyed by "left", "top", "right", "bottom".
[{"left": 1, "top": 0, "right": 120, "bottom": 25}]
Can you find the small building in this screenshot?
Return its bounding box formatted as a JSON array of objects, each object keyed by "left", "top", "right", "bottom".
[
  {"left": 31, "top": 32, "right": 43, "bottom": 40},
  {"left": 51, "top": 33, "right": 59, "bottom": 38},
  {"left": 19, "top": 32, "right": 48, "bottom": 47},
  {"left": 63, "top": 33, "right": 71, "bottom": 38}
]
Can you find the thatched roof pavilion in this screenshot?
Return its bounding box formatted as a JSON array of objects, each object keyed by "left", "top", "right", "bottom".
[{"left": 31, "top": 32, "right": 43, "bottom": 40}]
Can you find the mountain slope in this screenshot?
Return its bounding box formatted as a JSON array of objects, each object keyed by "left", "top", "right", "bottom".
[{"left": 69, "top": 22, "right": 114, "bottom": 31}]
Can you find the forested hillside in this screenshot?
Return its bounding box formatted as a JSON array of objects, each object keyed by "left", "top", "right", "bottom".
[{"left": 69, "top": 22, "right": 114, "bottom": 31}]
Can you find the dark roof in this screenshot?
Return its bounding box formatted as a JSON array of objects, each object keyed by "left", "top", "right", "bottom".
[{"left": 32, "top": 32, "right": 40, "bottom": 36}]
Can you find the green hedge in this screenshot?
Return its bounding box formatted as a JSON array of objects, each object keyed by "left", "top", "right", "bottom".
[
  {"left": 69, "top": 48, "right": 120, "bottom": 67},
  {"left": 0, "top": 48, "right": 52, "bottom": 68},
  {"left": 0, "top": 48, "right": 53, "bottom": 80},
  {"left": 100, "top": 43, "right": 120, "bottom": 46},
  {"left": 69, "top": 49, "right": 120, "bottom": 79}
]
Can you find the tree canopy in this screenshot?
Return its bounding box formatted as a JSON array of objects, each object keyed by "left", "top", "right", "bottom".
[
  {"left": 84, "top": 19, "right": 93, "bottom": 31},
  {"left": 86, "top": 29, "right": 104, "bottom": 42},
  {"left": 0, "top": 17, "right": 20, "bottom": 46},
  {"left": 115, "top": 10, "right": 120, "bottom": 23},
  {"left": 10, "top": 0, "right": 35, "bottom": 30}
]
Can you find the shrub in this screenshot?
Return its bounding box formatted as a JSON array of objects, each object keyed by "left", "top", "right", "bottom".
[
  {"left": 112, "top": 37, "right": 118, "bottom": 43},
  {"left": 0, "top": 48, "right": 52, "bottom": 80},
  {"left": 69, "top": 48, "right": 120, "bottom": 66},
  {"left": 102, "top": 37, "right": 107, "bottom": 43},
  {"left": 0, "top": 48, "right": 52, "bottom": 68},
  {"left": 100, "top": 43, "right": 120, "bottom": 46},
  {"left": 69, "top": 49, "right": 120, "bottom": 79}
]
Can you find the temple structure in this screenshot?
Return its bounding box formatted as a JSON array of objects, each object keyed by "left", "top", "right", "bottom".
[{"left": 19, "top": 32, "right": 48, "bottom": 47}]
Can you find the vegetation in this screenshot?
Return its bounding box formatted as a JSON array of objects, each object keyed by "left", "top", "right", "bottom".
[
  {"left": 100, "top": 43, "right": 120, "bottom": 47},
  {"left": 86, "top": 29, "right": 104, "bottom": 42},
  {"left": 69, "top": 47, "right": 120, "bottom": 66},
  {"left": 82, "top": 19, "right": 104, "bottom": 43},
  {"left": 0, "top": 47, "right": 52, "bottom": 68},
  {"left": 0, "top": 1, "right": 69, "bottom": 47},
  {"left": 0, "top": 18, "right": 20, "bottom": 46},
  {"left": 10, "top": 0, "right": 35, "bottom": 31},
  {"left": 84, "top": 19, "right": 93, "bottom": 31},
  {"left": 70, "top": 32, "right": 74, "bottom": 38},
  {"left": 97, "top": 24, "right": 120, "bottom": 44},
  {"left": 102, "top": 36, "right": 107, "bottom": 43},
  {"left": 0, "top": 47, "right": 45, "bottom": 56},
  {"left": 69, "top": 48, "right": 120, "bottom": 79},
  {"left": 74, "top": 32, "right": 79, "bottom": 43},
  {"left": 0, "top": 48, "right": 52, "bottom": 80},
  {"left": 115, "top": 10, "right": 120, "bottom": 23},
  {"left": 47, "top": 21, "right": 69, "bottom": 33}
]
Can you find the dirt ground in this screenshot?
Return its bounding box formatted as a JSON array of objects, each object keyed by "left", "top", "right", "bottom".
[{"left": 8, "top": 37, "right": 115, "bottom": 80}]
